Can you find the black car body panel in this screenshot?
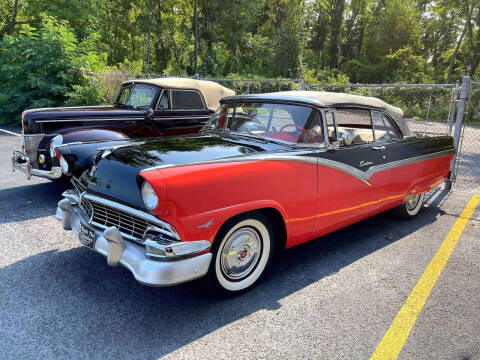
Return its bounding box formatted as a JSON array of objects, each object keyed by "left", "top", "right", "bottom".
[{"left": 13, "top": 79, "right": 234, "bottom": 180}]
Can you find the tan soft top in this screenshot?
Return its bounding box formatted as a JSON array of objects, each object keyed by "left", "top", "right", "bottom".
[
  {"left": 124, "top": 78, "right": 235, "bottom": 111},
  {"left": 224, "top": 90, "right": 412, "bottom": 136}
]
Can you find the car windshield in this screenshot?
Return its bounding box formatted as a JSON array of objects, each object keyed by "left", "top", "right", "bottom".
[
  {"left": 115, "top": 84, "right": 157, "bottom": 108},
  {"left": 202, "top": 102, "right": 325, "bottom": 145}
]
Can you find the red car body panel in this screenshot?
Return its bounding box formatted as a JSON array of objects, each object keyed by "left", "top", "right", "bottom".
[{"left": 140, "top": 152, "right": 454, "bottom": 249}]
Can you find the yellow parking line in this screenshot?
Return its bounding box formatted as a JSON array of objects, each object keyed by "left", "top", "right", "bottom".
[{"left": 370, "top": 194, "right": 480, "bottom": 360}]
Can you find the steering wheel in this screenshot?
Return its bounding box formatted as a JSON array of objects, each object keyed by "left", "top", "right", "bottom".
[{"left": 279, "top": 124, "right": 316, "bottom": 143}]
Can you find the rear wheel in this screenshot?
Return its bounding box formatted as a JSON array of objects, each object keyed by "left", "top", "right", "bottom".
[
  {"left": 391, "top": 192, "right": 425, "bottom": 219},
  {"left": 205, "top": 212, "right": 274, "bottom": 297}
]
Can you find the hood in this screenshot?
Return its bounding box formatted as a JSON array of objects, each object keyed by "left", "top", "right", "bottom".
[
  {"left": 84, "top": 135, "right": 269, "bottom": 209},
  {"left": 23, "top": 106, "right": 145, "bottom": 133}
]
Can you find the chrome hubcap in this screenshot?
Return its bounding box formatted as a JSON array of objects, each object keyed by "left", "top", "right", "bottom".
[
  {"left": 220, "top": 227, "right": 262, "bottom": 280},
  {"left": 406, "top": 193, "right": 421, "bottom": 211}
]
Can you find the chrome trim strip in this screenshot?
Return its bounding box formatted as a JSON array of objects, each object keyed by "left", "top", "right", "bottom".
[
  {"left": 82, "top": 193, "right": 180, "bottom": 240},
  {"left": 140, "top": 149, "right": 455, "bottom": 186},
  {"left": 153, "top": 116, "right": 211, "bottom": 121},
  {"left": 364, "top": 149, "right": 455, "bottom": 180},
  {"left": 139, "top": 150, "right": 318, "bottom": 173},
  {"left": 36, "top": 117, "right": 145, "bottom": 123},
  {"left": 22, "top": 133, "right": 46, "bottom": 137}
]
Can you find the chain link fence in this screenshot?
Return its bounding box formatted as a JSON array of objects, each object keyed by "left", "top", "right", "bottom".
[
  {"left": 131, "top": 73, "right": 305, "bottom": 95},
  {"left": 454, "top": 80, "right": 480, "bottom": 192}
]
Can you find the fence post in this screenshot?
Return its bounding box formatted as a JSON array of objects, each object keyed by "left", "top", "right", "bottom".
[
  {"left": 447, "top": 75, "right": 470, "bottom": 189},
  {"left": 298, "top": 78, "right": 306, "bottom": 91},
  {"left": 447, "top": 80, "right": 459, "bottom": 136}
]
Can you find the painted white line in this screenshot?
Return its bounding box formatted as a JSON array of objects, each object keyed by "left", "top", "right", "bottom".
[{"left": 0, "top": 128, "right": 21, "bottom": 136}]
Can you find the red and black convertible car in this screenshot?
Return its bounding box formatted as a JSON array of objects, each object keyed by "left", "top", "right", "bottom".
[
  {"left": 12, "top": 78, "right": 234, "bottom": 180},
  {"left": 54, "top": 91, "right": 455, "bottom": 295}
]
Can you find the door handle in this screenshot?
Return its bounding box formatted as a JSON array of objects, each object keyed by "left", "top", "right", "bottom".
[{"left": 372, "top": 145, "right": 386, "bottom": 151}]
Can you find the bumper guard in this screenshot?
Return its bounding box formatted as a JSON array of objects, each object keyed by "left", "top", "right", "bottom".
[
  {"left": 56, "top": 196, "right": 212, "bottom": 286},
  {"left": 12, "top": 150, "right": 62, "bottom": 180}
]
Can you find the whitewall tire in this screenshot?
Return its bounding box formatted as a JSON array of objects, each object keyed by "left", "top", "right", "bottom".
[
  {"left": 205, "top": 213, "right": 274, "bottom": 296},
  {"left": 391, "top": 192, "right": 425, "bottom": 219}
]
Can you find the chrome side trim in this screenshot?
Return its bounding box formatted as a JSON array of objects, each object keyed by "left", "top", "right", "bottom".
[
  {"left": 36, "top": 117, "right": 145, "bottom": 123},
  {"left": 22, "top": 133, "right": 46, "bottom": 137},
  {"left": 364, "top": 149, "right": 455, "bottom": 180},
  {"left": 317, "top": 157, "right": 372, "bottom": 185},
  {"left": 140, "top": 149, "right": 455, "bottom": 186},
  {"left": 140, "top": 150, "right": 319, "bottom": 173},
  {"left": 152, "top": 116, "right": 211, "bottom": 121},
  {"left": 82, "top": 193, "right": 180, "bottom": 240}
]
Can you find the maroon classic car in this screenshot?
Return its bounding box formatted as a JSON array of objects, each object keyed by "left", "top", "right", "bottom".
[{"left": 11, "top": 78, "right": 234, "bottom": 180}]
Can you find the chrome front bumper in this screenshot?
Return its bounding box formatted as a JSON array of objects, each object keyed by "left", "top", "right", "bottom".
[
  {"left": 12, "top": 150, "right": 62, "bottom": 180},
  {"left": 55, "top": 198, "right": 212, "bottom": 286}
]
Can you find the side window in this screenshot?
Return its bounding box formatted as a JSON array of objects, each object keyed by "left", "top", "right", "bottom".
[
  {"left": 335, "top": 108, "right": 374, "bottom": 144},
  {"left": 156, "top": 91, "right": 169, "bottom": 110},
  {"left": 371, "top": 111, "right": 400, "bottom": 140},
  {"left": 171, "top": 90, "right": 205, "bottom": 110}
]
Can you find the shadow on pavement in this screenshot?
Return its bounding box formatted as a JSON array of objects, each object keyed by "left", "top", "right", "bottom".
[
  {"left": 0, "top": 181, "right": 70, "bottom": 224},
  {"left": 0, "top": 196, "right": 448, "bottom": 359}
]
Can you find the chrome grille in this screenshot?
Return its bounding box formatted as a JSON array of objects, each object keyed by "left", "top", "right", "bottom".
[
  {"left": 72, "top": 177, "right": 87, "bottom": 193},
  {"left": 24, "top": 135, "right": 45, "bottom": 166},
  {"left": 79, "top": 196, "right": 178, "bottom": 244}
]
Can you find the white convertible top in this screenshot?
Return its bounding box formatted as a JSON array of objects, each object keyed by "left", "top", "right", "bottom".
[{"left": 124, "top": 78, "right": 235, "bottom": 111}]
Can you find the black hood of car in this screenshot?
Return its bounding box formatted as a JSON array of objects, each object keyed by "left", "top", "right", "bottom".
[
  {"left": 85, "top": 135, "right": 276, "bottom": 209},
  {"left": 22, "top": 105, "right": 146, "bottom": 134}
]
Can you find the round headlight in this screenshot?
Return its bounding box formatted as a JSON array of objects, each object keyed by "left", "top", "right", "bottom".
[
  {"left": 50, "top": 135, "right": 63, "bottom": 158},
  {"left": 141, "top": 182, "right": 158, "bottom": 211}
]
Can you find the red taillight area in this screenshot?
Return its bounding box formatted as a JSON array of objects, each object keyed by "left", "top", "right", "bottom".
[{"left": 54, "top": 148, "right": 61, "bottom": 160}]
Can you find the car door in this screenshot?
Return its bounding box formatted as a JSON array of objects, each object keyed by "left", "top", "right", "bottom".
[
  {"left": 370, "top": 110, "right": 430, "bottom": 198},
  {"left": 153, "top": 89, "right": 212, "bottom": 136},
  {"left": 315, "top": 108, "right": 391, "bottom": 235}
]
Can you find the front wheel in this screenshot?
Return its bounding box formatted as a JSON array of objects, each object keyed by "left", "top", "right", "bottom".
[
  {"left": 205, "top": 213, "right": 275, "bottom": 297},
  {"left": 390, "top": 192, "right": 425, "bottom": 219}
]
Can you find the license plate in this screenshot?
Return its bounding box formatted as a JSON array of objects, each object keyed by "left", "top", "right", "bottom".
[{"left": 79, "top": 222, "right": 96, "bottom": 249}]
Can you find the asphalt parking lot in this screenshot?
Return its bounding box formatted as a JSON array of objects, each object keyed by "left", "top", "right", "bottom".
[{"left": 1, "top": 128, "right": 479, "bottom": 360}]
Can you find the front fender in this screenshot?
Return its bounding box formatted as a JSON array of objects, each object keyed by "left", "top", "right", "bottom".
[
  {"left": 176, "top": 200, "right": 289, "bottom": 244},
  {"left": 141, "top": 159, "right": 318, "bottom": 247},
  {"left": 60, "top": 129, "right": 128, "bottom": 144}
]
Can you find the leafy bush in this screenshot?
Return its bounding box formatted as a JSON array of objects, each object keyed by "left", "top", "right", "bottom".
[
  {"left": 0, "top": 15, "right": 107, "bottom": 124},
  {"left": 0, "top": 17, "right": 79, "bottom": 123}
]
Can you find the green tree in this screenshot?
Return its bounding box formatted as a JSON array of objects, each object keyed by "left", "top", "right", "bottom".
[{"left": 0, "top": 16, "right": 95, "bottom": 123}]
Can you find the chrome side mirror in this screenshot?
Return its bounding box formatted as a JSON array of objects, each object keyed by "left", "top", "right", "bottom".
[{"left": 328, "top": 138, "right": 344, "bottom": 150}]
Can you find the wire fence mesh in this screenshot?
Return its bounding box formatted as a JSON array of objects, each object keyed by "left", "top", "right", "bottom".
[{"left": 454, "top": 81, "right": 480, "bottom": 193}]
